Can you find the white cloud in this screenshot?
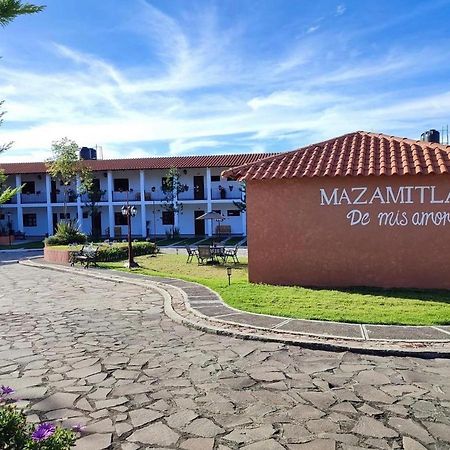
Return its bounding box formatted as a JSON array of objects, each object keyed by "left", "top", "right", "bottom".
[
  {"left": 169, "top": 139, "right": 222, "bottom": 155},
  {"left": 336, "top": 4, "right": 346, "bottom": 16},
  {"left": 307, "top": 25, "right": 320, "bottom": 34},
  {"left": 1, "top": 1, "right": 450, "bottom": 162}
]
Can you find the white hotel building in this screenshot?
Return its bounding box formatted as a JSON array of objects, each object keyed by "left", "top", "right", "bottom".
[{"left": 0, "top": 153, "right": 272, "bottom": 239}]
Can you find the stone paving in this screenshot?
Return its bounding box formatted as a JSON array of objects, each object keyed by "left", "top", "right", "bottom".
[
  {"left": 0, "top": 249, "right": 43, "bottom": 263},
  {"left": 1, "top": 264, "right": 450, "bottom": 449}
]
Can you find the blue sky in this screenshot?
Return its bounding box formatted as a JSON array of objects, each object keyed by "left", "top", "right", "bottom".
[{"left": 1, "top": 0, "right": 450, "bottom": 162}]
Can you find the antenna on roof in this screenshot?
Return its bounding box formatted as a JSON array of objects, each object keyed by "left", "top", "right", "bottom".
[
  {"left": 95, "top": 145, "right": 104, "bottom": 160},
  {"left": 441, "top": 125, "right": 449, "bottom": 145}
]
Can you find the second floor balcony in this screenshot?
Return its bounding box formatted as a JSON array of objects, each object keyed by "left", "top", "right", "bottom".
[
  {"left": 21, "top": 193, "right": 47, "bottom": 204},
  {"left": 211, "top": 187, "right": 243, "bottom": 200},
  {"left": 80, "top": 192, "right": 108, "bottom": 203}
]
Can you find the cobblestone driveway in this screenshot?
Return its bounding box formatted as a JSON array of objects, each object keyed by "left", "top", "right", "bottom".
[{"left": 1, "top": 264, "right": 449, "bottom": 450}]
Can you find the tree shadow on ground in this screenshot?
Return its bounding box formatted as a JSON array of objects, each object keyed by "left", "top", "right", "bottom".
[{"left": 308, "top": 286, "right": 450, "bottom": 304}]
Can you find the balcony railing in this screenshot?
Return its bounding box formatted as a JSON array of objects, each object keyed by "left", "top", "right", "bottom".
[
  {"left": 143, "top": 191, "right": 165, "bottom": 201},
  {"left": 112, "top": 190, "right": 140, "bottom": 202},
  {"left": 80, "top": 193, "right": 108, "bottom": 203},
  {"left": 178, "top": 191, "right": 206, "bottom": 201},
  {"left": 20, "top": 193, "right": 47, "bottom": 204},
  {"left": 211, "top": 188, "right": 242, "bottom": 200}
]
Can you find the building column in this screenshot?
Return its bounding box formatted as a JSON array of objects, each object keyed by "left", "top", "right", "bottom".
[
  {"left": 173, "top": 183, "right": 179, "bottom": 232},
  {"left": 107, "top": 171, "right": 114, "bottom": 238},
  {"left": 76, "top": 175, "right": 83, "bottom": 231},
  {"left": 139, "top": 170, "right": 147, "bottom": 237},
  {"left": 241, "top": 210, "right": 247, "bottom": 237},
  {"left": 15, "top": 174, "right": 24, "bottom": 232},
  {"left": 45, "top": 174, "right": 53, "bottom": 235},
  {"left": 206, "top": 168, "right": 212, "bottom": 236}
]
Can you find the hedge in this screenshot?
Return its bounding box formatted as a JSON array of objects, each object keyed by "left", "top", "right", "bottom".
[{"left": 69, "top": 242, "right": 157, "bottom": 262}]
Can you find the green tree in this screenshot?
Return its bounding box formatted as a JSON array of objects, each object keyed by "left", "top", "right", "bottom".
[
  {"left": 46, "top": 138, "right": 89, "bottom": 219},
  {"left": 78, "top": 170, "right": 106, "bottom": 240},
  {"left": 161, "top": 167, "right": 187, "bottom": 238},
  {"left": 0, "top": 1, "right": 45, "bottom": 204},
  {"left": 0, "top": 0, "right": 44, "bottom": 27}
]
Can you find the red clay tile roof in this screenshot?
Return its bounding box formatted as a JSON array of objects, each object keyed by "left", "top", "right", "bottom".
[
  {"left": 222, "top": 131, "right": 450, "bottom": 181},
  {"left": 0, "top": 153, "right": 276, "bottom": 175}
]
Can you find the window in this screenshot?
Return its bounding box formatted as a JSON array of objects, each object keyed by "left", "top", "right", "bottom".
[
  {"left": 114, "top": 178, "right": 129, "bottom": 192},
  {"left": 162, "top": 211, "right": 174, "bottom": 225},
  {"left": 115, "top": 212, "right": 127, "bottom": 226},
  {"left": 227, "top": 210, "right": 240, "bottom": 217},
  {"left": 211, "top": 175, "right": 220, "bottom": 182},
  {"left": 59, "top": 213, "right": 70, "bottom": 220},
  {"left": 226, "top": 177, "right": 234, "bottom": 182},
  {"left": 0, "top": 213, "right": 4, "bottom": 220},
  {"left": 23, "top": 213, "right": 37, "bottom": 227},
  {"left": 82, "top": 211, "right": 89, "bottom": 219},
  {"left": 22, "top": 181, "right": 35, "bottom": 195}
]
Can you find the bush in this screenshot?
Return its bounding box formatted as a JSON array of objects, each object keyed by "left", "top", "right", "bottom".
[
  {"left": 0, "top": 387, "right": 78, "bottom": 449},
  {"left": 69, "top": 242, "right": 157, "bottom": 262},
  {"left": 45, "top": 221, "right": 87, "bottom": 246}
]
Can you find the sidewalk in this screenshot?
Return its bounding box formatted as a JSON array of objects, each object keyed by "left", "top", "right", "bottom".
[{"left": 21, "top": 259, "right": 450, "bottom": 357}]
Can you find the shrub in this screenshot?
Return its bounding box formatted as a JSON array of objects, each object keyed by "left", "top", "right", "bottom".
[
  {"left": 69, "top": 242, "right": 157, "bottom": 262},
  {"left": 0, "top": 386, "right": 78, "bottom": 449},
  {"left": 45, "top": 221, "right": 87, "bottom": 246}
]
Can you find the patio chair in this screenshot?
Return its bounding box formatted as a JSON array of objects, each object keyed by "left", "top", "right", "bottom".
[
  {"left": 224, "top": 245, "right": 240, "bottom": 264},
  {"left": 197, "top": 245, "right": 213, "bottom": 265},
  {"left": 185, "top": 245, "right": 198, "bottom": 263}
]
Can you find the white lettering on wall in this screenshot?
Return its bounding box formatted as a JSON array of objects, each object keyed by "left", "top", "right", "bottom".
[
  {"left": 320, "top": 185, "right": 450, "bottom": 227},
  {"left": 347, "top": 209, "right": 370, "bottom": 226},
  {"left": 319, "top": 185, "right": 450, "bottom": 206}
]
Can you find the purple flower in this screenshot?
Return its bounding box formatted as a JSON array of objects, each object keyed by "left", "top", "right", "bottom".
[
  {"left": 72, "top": 423, "right": 85, "bottom": 433},
  {"left": 0, "top": 385, "right": 14, "bottom": 396},
  {"left": 31, "top": 423, "right": 56, "bottom": 442}
]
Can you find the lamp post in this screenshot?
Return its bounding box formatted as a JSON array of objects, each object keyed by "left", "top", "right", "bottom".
[
  {"left": 121, "top": 200, "right": 138, "bottom": 268},
  {"left": 227, "top": 267, "right": 232, "bottom": 286}
]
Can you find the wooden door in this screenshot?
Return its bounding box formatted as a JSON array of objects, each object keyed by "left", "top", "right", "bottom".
[
  {"left": 194, "top": 176, "right": 204, "bottom": 200},
  {"left": 194, "top": 210, "right": 205, "bottom": 235}
]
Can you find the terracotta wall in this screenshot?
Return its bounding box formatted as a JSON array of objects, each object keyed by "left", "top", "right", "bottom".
[
  {"left": 247, "top": 174, "right": 450, "bottom": 289},
  {"left": 44, "top": 247, "right": 70, "bottom": 265}
]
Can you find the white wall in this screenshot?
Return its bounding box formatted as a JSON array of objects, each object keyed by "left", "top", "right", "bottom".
[
  {"left": 211, "top": 202, "right": 243, "bottom": 234},
  {"left": 21, "top": 207, "right": 48, "bottom": 236}
]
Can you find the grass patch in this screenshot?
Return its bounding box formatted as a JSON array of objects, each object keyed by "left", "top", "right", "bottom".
[
  {"left": 0, "top": 240, "right": 44, "bottom": 250},
  {"left": 99, "top": 254, "right": 450, "bottom": 326}
]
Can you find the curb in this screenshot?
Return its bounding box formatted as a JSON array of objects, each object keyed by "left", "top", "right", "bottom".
[{"left": 18, "top": 259, "right": 450, "bottom": 359}]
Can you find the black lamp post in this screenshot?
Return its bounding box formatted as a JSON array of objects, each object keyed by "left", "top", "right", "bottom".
[
  {"left": 227, "top": 267, "right": 232, "bottom": 286},
  {"left": 121, "top": 201, "right": 138, "bottom": 268}
]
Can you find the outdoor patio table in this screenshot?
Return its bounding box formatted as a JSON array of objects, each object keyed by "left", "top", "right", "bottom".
[{"left": 210, "top": 245, "right": 225, "bottom": 263}]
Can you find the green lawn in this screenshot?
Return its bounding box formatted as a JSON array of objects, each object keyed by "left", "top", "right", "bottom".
[
  {"left": 0, "top": 240, "right": 44, "bottom": 250},
  {"left": 99, "top": 253, "right": 450, "bottom": 326}
]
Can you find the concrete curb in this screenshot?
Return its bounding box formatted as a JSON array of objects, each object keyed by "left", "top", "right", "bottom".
[{"left": 18, "top": 259, "right": 450, "bottom": 358}]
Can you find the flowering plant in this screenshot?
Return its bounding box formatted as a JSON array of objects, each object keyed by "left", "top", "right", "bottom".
[{"left": 0, "top": 386, "right": 78, "bottom": 449}]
